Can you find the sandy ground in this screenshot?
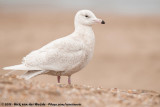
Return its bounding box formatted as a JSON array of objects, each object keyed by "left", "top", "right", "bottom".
[
  {"left": 0, "top": 10, "right": 160, "bottom": 94},
  {"left": 0, "top": 75, "right": 160, "bottom": 107}
]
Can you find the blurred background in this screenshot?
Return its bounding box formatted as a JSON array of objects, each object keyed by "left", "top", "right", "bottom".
[{"left": 0, "top": 0, "right": 160, "bottom": 91}]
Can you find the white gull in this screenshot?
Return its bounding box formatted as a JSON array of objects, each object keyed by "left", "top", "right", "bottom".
[{"left": 3, "top": 10, "right": 105, "bottom": 84}]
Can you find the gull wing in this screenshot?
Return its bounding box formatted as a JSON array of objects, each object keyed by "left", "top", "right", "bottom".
[{"left": 23, "top": 37, "right": 85, "bottom": 71}]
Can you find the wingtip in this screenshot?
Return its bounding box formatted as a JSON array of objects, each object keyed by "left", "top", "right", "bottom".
[
  {"left": 2, "top": 66, "right": 12, "bottom": 70},
  {"left": 2, "top": 67, "right": 8, "bottom": 70}
]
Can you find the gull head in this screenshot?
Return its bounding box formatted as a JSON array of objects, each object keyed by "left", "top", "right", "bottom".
[{"left": 74, "top": 10, "right": 105, "bottom": 27}]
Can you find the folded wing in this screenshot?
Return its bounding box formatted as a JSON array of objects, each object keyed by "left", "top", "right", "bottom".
[{"left": 23, "top": 37, "right": 85, "bottom": 71}]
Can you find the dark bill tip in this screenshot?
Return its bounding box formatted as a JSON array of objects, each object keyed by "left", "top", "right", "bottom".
[{"left": 101, "top": 20, "right": 105, "bottom": 24}]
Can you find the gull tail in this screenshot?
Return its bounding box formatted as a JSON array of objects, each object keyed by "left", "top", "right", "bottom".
[
  {"left": 21, "top": 70, "right": 46, "bottom": 80},
  {"left": 3, "top": 64, "right": 36, "bottom": 71}
]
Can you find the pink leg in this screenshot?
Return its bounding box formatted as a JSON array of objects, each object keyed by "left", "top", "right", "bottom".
[
  {"left": 57, "top": 76, "right": 61, "bottom": 83},
  {"left": 68, "top": 76, "right": 71, "bottom": 84}
]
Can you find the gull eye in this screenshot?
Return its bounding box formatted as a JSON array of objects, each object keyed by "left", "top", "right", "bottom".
[{"left": 85, "top": 15, "right": 89, "bottom": 18}]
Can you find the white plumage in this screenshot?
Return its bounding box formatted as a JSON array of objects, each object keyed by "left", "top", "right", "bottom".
[{"left": 3, "top": 10, "right": 105, "bottom": 84}]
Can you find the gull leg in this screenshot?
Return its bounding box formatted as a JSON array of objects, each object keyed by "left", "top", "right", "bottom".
[
  {"left": 57, "top": 76, "right": 61, "bottom": 83},
  {"left": 68, "top": 76, "right": 71, "bottom": 84}
]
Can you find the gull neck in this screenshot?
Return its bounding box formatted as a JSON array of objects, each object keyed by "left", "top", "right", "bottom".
[{"left": 74, "top": 24, "right": 93, "bottom": 34}]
